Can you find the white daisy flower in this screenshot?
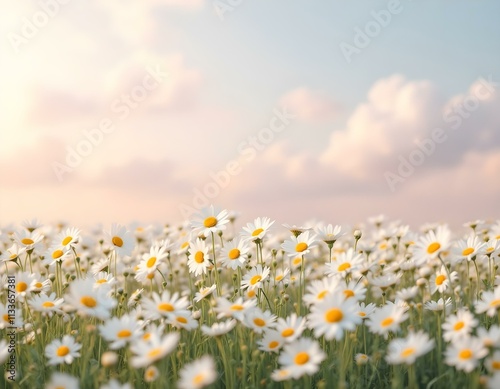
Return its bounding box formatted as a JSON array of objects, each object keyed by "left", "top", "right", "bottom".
[
  {"left": 424, "top": 297, "right": 452, "bottom": 313},
  {"left": 444, "top": 336, "right": 487, "bottom": 372},
  {"left": 485, "top": 350, "right": 500, "bottom": 373},
  {"left": 177, "top": 355, "right": 217, "bottom": 389},
  {"left": 275, "top": 313, "right": 307, "bottom": 343},
  {"left": 307, "top": 291, "right": 361, "bottom": 340},
  {"left": 219, "top": 239, "right": 249, "bottom": 270},
  {"left": 477, "top": 325, "right": 500, "bottom": 348},
  {"left": 243, "top": 307, "right": 277, "bottom": 334},
  {"left": 167, "top": 310, "right": 198, "bottom": 331},
  {"left": 194, "top": 284, "right": 217, "bottom": 303},
  {"left": 29, "top": 292, "right": 64, "bottom": 317},
  {"left": 241, "top": 217, "right": 275, "bottom": 242},
  {"left": 130, "top": 332, "right": 180, "bottom": 368},
  {"left": 141, "top": 290, "right": 189, "bottom": 320},
  {"left": 136, "top": 244, "right": 169, "bottom": 277},
  {"left": 325, "top": 248, "right": 363, "bottom": 279},
  {"left": 144, "top": 366, "right": 160, "bottom": 383},
  {"left": 214, "top": 297, "right": 256, "bottom": 321},
  {"left": 187, "top": 239, "right": 211, "bottom": 276},
  {"left": 99, "top": 314, "right": 143, "bottom": 350},
  {"left": 106, "top": 224, "right": 134, "bottom": 257},
  {"left": 430, "top": 265, "right": 458, "bottom": 295},
  {"left": 281, "top": 231, "right": 317, "bottom": 258},
  {"left": 475, "top": 285, "right": 500, "bottom": 317},
  {"left": 45, "top": 335, "right": 82, "bottom": 365},
  {"left": 303, "top": 277, "right": 339, "bottom": 306},
  {"left": 442, "top": 309, "right": 478, "bottom": 342},
  {"left": 190, "top": 205, "right": 229, "bottom": 238},
  {"left": 201, "top": 320, "right": 237, "bottom": 337},
  {"left": 453, "top": 235, "right": 486, "bottom": 262},
  {"left": 386, "top": 331, "right": 435, "bottom": 365},
  {"left": 366, "top": 303, "right": 408, "bottom": 338},
  {"left": 65, "top": 277, "right": 116, "bottom": 320},
  {"left": 258, "top": 330, "right": 285, "bottom": 353},
  {"left": 241, "top": 265, "right": 270, "bottom": 290},
  {"left": 277, "top": 337, "right": 326, "bottom": 379}
]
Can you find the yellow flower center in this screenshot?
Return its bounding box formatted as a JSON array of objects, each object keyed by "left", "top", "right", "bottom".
[
  {"left": 294, "top": 352, "right": 310, "bottom": 365},
  {"left": 9, "top": 254, "right": 17, "bottom": 259},
  {"left": 459, "top": 349, "right": 472, "bottom": 360},
  {"left": 359, "top": 312, "right": 366, "bottom": 317},
  {"left": 401, "top": 347, "right": 415, "bottom": 358},
  {"left": 487, "top": 247, "right": 494, "bottom": 253},
  {"left": 228, "top": 248, "right": 240, "bottom": 260},
  {"left": 253, "top": 318, "right": 266, "bottom": 327},
  {"left": 148, "top": 348, "right": 161, "bottom": 358},
  {"left": 181, "top": 242, "right": 189, "bottom": 249},
  {"left": 42, "top": 301, "right": 55, "bottom": 308},
  {"left": 435, "top": 275, "right": 446, "bottom": 285},
  {"left": 112, "top": 236, "right": 124, "bottom": 247},
  {"left": 117, "top": 330, "right": 132, "bottom": 338},
  {"left": 3, "top": 314, "right": 9, "bottom": 322},
  {"left": 21, "top": 238, "right": 34, "bottom": 245},
  {"left": 158, "top": 303, "right": 174, "bottom": 312},
  {"left": 295, "top": 242, "right": 308, "bottom": 253},
  {"left": 427, "top": 242, "right": 441, "bottom": 254},
  {"left": 177, "top": 316, "right": 188, "bottom": 324},
  {"left": 143, "top": 333, "right": 151, "bottom": 340},
  {"left": 52, "top": 250, "right": 64, "bottom": 259},
  {"left": 281, "top": 328, "right": 294, "bottom": 337},
  {"left": 462, "top": 247, "right": 474, "bottom": 256},
  {"left": 250, "top": 275, "right": 262, "bottom": 285},
  {"left": 317, "top": 290, "right": 328, "bottom": 300},
  {"left": 193, "top": 374, "right": 205, "bottom": 384},
  {"left": 16, "top": 282, "right": 28, "bottom": 293},
  {"left": 62, "top": 236, "right": 72, "bottom": 246},
  {"left": 247, "top": 290, "right": 256, "bottom": 298},
  {"left": 252, "top": 228, "right": 264, "bottom": 237},
  {"left": 325, "top": 308, "right": 343, "bottom": 323},
  {"left": 338, "top": 263, "right": 351, "bottom": 272},
  {"left": 80, "top": 296, "right": 97, "bottom": 308},
  {"left": 490, "top": 299, "right": 500, "bottom": 308},
  {"left": 56, "top": 345, "right": 70, "bottom": 357},
  {"left": 492, "top": 361, "right": 500, "bottom": 370},
  {"left": 147, "top": 257, "right": 157, "bottom": 268},
  {"left": 204, "top": 217, "right": 217, "bottom": 228},
  {"left": 344, "top": 290, "right": 354, "bottom": 299},
  {"left": 195, "top": 251, "right": 204, "bottom": 263},
  {"left": 35, "top": 282, "right": 43, "bottom": 288},
  {"left": 269, "top": 341, "right": 279, "bottom": 349},
  {"left": 231, "top": 305, "right": 244, "bottom": 311},
  {"left": 381, "top": 317, "right": 394, "bottom": 327},
  {"left": 96, "top": 279, "right": 107, "bottom": 284},
  {"left": 454, "top": 321, "right": 465, "bottom": 331}
]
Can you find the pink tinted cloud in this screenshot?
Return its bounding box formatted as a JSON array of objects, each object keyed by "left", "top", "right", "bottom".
[{"left": 280, "top": 87, "right": 342, "bottom": 122}]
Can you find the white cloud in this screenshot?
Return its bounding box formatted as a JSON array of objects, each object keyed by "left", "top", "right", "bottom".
[{"left": 279, "top": 87, "right": 341, "bottom": 122}]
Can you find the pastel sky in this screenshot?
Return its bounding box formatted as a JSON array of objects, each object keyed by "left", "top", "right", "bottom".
[{"left": 1, "top": 0, "right": 500, "bottom": 229}]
